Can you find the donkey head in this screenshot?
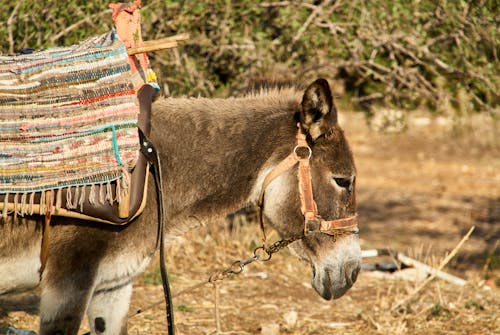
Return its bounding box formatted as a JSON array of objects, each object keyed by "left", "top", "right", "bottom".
[{"left": 262, "top": 79, "right": 360, "bottom": 300}]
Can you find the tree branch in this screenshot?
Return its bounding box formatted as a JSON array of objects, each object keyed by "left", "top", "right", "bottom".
[
  {"left": 49, "top": 8, "right": 113, "bottom": 45},
  {"left": 7, "top": 3, "right": 21, "bottom": 54}
]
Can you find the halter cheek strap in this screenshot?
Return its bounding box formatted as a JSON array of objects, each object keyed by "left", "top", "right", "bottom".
[{"left": 257, "top": 127, "right": 358, "bottom": 241}]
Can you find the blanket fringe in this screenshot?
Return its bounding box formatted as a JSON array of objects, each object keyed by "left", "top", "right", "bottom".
[
  {"left": 0, "top": 176, "right": 130, "bottom": 217},
  {"left": 40, "top": 190, "right": 45, "bottom": 215},
  {"left": 29, "top": 192, "right": 35, "bottom": 215},
  {"left": 56, "top": 188, "right": 62, "bottom": 210},
  {"left": 2, "top": 193, "right": 8, "bottom": 219}
]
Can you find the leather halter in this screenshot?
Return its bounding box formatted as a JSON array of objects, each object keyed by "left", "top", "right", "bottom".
[{"left": 257, "top": 125, "right": 358, "bottom": 240}]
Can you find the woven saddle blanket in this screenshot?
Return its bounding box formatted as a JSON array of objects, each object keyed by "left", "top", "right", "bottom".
[{"left": 0, "top": 31, "right": 140, "bottom": 218}]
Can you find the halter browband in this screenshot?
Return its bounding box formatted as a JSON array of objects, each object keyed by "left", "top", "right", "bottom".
[{"left": 257, "top": 125, "right": 358, "bottom": 239}]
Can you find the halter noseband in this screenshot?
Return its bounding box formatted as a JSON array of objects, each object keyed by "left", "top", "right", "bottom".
[{"left": 257, "top": 125, "right": 358, "bottom": 241}]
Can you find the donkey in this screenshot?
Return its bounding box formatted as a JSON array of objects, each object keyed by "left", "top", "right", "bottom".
[{"left": 0, "top": 78, "right": 361, "bottom": 335}]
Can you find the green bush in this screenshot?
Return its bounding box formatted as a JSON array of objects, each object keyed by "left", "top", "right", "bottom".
[{"left": 1, "top": 0, "right": 498, "bottom": 113}]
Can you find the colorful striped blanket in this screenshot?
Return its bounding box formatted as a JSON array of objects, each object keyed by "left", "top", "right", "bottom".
[{"left": 0, "top": 31, "right": 140, "bottom": 216}]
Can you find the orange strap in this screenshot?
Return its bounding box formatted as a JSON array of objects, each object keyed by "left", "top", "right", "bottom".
[
  {"left": 110, "top": 0, "right": 158, "bottom": 91},
  {"left": 257, "top": 126, "right": 358, "bottom": 240},
  {"left": 320, "top": 215, "right": 358, "bottom": 231},
  {"left": 298, "top": 160, "right": 318, "bottom": 220},
  {"left": 258, "top": 152, "right": 298, "bottom": 208}
]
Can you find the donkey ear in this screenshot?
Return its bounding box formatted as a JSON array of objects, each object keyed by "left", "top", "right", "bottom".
[{"left": 299, "top": 79, "right": 337, "bottom": 140}]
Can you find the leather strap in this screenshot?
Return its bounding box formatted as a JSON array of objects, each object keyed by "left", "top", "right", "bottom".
[
  {"left": 257, "top": 129, "right": 312, "bottom": 208},
  {"left": 258, "top": 152, "right": 297, "bottom": 207},
  {"left": 257, "top": 126, "right": 358, "bottom": 240},
  {"left": 306, "top": 215, "right": 358, "bottom": 234},
  {"left": 139, "top": 129, "right": 175, "bottom": 335},
  {"left": 297, "top": 147, "right": 317, "bottom": 221}
]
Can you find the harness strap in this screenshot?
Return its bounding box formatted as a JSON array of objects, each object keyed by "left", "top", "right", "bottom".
[
  {"left": 257, "top": 126, "right": 358, "bottom": 241},
  {"left": 258, "top": 153, "right": 298, "bottom": 208},
  {"left": 139, "top": 129, "right": 175, "bottom": 335},
  {"left": 297, "top": 147, "right": 317, "bottom": 221},
  {"left": 257, "top": 126, "right": 312, "bottom": 208},
  {"left": 306, "top": 215, "right": 359, "bottom": 234},
  {"left": 257, "top": 152, "right": 298, "bottom": 242}
]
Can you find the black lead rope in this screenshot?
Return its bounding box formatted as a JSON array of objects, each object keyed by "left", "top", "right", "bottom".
[{"left": 139, "top": 129, "right": 176, "bottom": 335}]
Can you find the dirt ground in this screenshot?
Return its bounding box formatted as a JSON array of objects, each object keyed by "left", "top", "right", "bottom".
[{"left": 1, "top": 110, "right": 498, "bottom": 334}]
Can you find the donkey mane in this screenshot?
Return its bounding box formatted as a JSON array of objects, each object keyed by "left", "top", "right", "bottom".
[
  {"left": 243, "top": 78, "right": 305, "bottom": 96},
  {"left": 155, "top": 85, "right": 302, "bottom": 118}
]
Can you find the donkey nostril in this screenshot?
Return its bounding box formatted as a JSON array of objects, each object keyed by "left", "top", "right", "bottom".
[
  {"left": 344, "top": 260, "right": 360, "bottom": 286},
  {"left": 351, "top": 265, "right": 360, "bottom": 283}
]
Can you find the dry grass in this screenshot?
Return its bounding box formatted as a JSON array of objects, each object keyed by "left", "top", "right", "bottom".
[{"left": 126, "top": 217, "right": 499, "bottom": 335}]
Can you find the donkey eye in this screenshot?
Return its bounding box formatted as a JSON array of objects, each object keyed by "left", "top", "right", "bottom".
[{"left": 333, "top": 177, "right": 353, "bottom": 189}]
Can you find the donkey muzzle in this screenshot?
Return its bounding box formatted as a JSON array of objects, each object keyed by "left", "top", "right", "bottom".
[{"left": 312, "top": 258, "right": 361, "bottom": 300}]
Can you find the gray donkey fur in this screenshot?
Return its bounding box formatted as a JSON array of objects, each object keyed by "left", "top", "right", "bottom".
[{"left": 0, "top": 79, "right": 360, "bottom": 335}]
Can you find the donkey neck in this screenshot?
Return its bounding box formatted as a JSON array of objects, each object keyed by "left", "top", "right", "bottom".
[{"left": 151, "top": 90, "right": 301, "bottom": 225}]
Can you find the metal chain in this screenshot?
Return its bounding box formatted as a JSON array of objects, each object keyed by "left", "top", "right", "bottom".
[
  {"left": 129, "top": 230, "right": 358, "bottom": 318},
  {"left": 129, "top": 235, "right": 303, "bottom": 318},
  {"left": 207, "top": 229, "right": 359, "bottom": 283},
  {"left": 208, "top": 234, "right": 303, "bottom": 283}
]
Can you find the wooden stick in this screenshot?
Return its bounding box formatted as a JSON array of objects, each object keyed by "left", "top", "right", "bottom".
[
  {"left": 141, "top": 33, "right": 190, "bottom": 47},
  {"left": 362, "top": 248, "right": 467, "bottom": 285},
  {"left": 127, "top": 33, "right": 190, "bottom": 55},
  {"left": 391, "top": 226, "right": 475, "bottom": 311},
  {"left": 396, "top": 253, "right": 467, "bottom": 286},
  {"left": 127, "top": 41, "right": 178, "bottom": 55}
]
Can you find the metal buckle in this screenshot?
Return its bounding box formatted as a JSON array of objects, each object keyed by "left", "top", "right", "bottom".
[
  {"left": 293, "top": 145, "right": 312, "bottom": 160},
  {"left": 305, "top": 219, "right": 320, "bottom": 234}
]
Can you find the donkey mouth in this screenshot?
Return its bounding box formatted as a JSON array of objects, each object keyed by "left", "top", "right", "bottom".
[{"left": 312, "top": 260, "right": 360, "bottom": 300}]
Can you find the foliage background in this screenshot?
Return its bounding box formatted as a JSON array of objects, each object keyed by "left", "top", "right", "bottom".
[
  {"left": 0, "top": 2, "right": 498, "bottom": 333},
  {"left": 0, "top": 0, "right": 498, "bottom": 114}
]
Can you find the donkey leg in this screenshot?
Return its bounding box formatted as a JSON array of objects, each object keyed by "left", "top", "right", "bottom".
[
  {"left": 38, "top": 226, "right": 99, "bottom": 335},
  {"left": 38, "top": 277, "right": 95, "bottom": 335},
  {"left": 86, "top": 282, "right": 133, "bottom": 335}
]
